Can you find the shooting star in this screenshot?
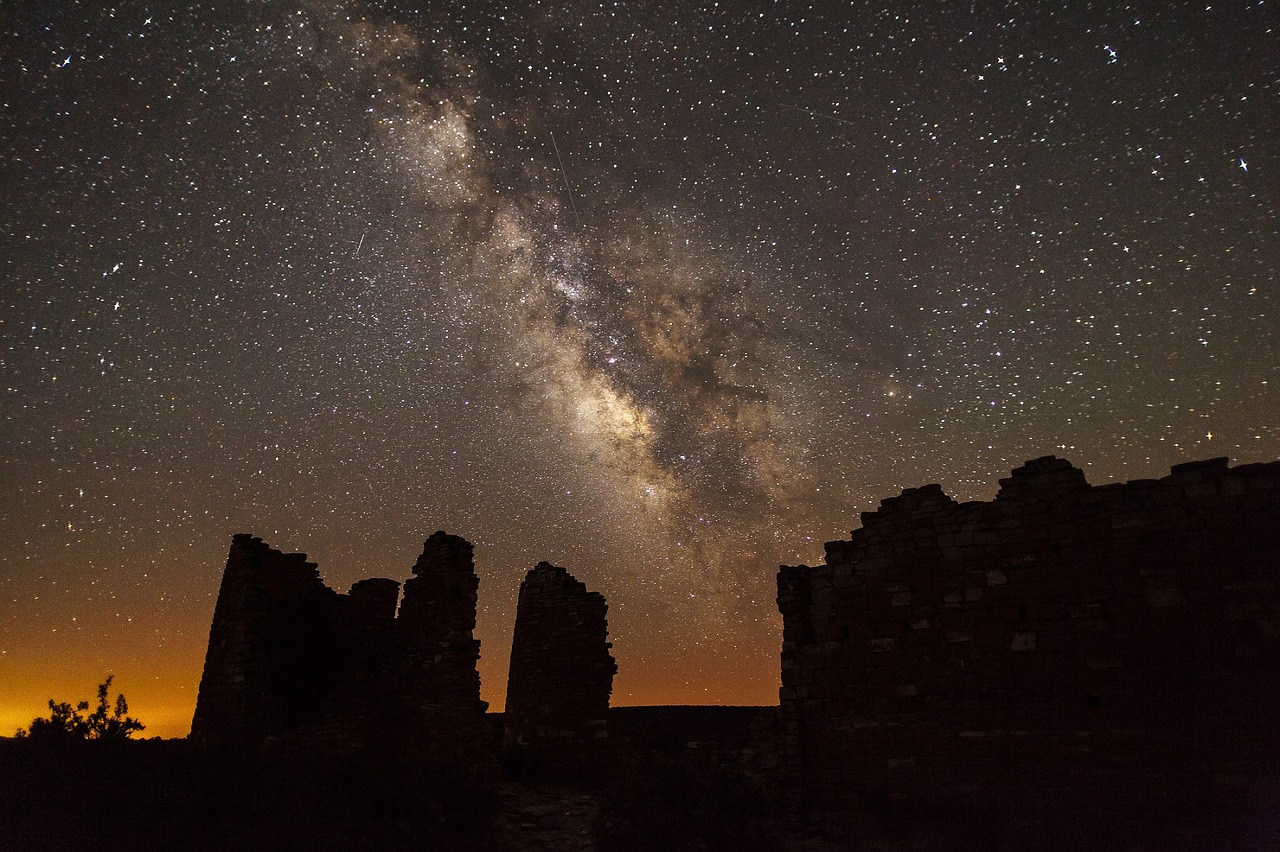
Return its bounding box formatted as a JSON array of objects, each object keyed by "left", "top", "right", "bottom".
[
  {"left": 354, "top": 232, "right": 366, "bottom": 257},
  {"left": 550, "top": 130, "right": 584, "bottom": 231},
  {"left": 780, "top": 103, "right": 857, "bottom": 128}
]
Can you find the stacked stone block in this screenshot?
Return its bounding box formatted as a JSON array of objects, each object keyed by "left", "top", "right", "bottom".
[
  {"left": 778, "top": 456, "right": 1280, "bottom": 812},
  {"left": 191, "top": 531, "right": 492, "bottom": 778},
  {"left": 504, "top": 562, "right": 617, "bottom": 777},
  {"left": 190, "top": 534, "right": 341, "bottom": 748},
  {"left": 395, "top": 531, "right": 493, "bottom": 773}
]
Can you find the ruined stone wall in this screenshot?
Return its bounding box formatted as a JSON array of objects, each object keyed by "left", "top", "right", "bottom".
[
  {"left": 504, "top": 562, "right": 616, "bottom": 777},
  {"left": 190, "top": 534, "right": 342, "bottom": 748},
  {"left": 778, "top": 456, "right": 1280, "bottom": 813},
  {"left": 191, "top": 532, "right": 492, "bottom": 778},
  {"left": 394, "top": 531, "right": 492, "bottom": 772}
]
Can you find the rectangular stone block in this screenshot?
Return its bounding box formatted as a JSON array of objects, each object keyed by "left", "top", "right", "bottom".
[{"left": 1010, "top": 632, "right": 1038, "bottom": 652}]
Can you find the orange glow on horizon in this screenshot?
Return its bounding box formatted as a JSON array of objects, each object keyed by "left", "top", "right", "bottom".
[{"left": 5, "top": 639, "right": 782, "bottom": 741}]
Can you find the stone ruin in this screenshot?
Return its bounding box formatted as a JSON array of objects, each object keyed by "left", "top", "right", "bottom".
[
  {"left": 190, "top": 532, "right": 618, "bottom": 782},
  {"left": 187, "top": 453, "right": 1280, "bottom": 833},
  {"left": 189, "top": 531, "right": 493, "bottom": 776},
  {"left": 503, "top": 562, "right": 617, "bottom": 776},
  {"left": 777, "top": 456, "right": 1280, "bottom": 815},
  {"left": 395, "top": 532, "right": 492, "bottom": 767}
]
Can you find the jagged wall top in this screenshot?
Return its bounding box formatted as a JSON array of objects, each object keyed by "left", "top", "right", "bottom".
[
  {"left": 521, "top": 561, "right": 604, "bottom": 599},
  {"left": 191, "top": 530, "right": 491, "bottom": 767},
  {"left": 838, "top": 455, "right": 1272, "bottom": 557}
]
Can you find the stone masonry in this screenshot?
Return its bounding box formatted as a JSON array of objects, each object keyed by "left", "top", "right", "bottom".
[
  {"left": 504, "top": 562, "right": 617, "bottom": 777},
  {"left": 394, "top": 531, "right": 492, "bottom": 769},
  {"left": 190, "top": 531, "right": 491, "bottom": 776},
  {"left": 189, "top": 534, "right": 349, "bottom": 749},
  {"left": 778, "top": 457, "right": 1280, "bottom": 814}
]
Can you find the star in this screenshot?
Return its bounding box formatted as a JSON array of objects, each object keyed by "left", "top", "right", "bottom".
[{"left": 2, "top": 0, "right": 1276, "bottom": 737}]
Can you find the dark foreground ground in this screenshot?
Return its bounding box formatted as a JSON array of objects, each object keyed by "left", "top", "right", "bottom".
[{"left": 1, "top": 708, "right": 1276, "bottom": 851}]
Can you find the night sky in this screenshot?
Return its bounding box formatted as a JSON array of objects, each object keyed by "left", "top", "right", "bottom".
[{"left": 3, "top": 1, "right": 1277, "bottom": 738}]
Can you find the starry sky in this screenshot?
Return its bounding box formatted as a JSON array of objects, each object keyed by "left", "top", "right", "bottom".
[{"left": 3, "top": 0, "right": 1277, "bottom": 738}]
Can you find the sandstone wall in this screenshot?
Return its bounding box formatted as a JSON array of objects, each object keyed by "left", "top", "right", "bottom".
[
  {"left": 504, "top": 562, "right": 616, "bottom": 777},
  {"left": 190, "top": 534, "right": 342, "bottom": 748},
  {"left": 190, "top": 531, "right": 491, "bottom": 778},
  {"left": 395, "top": 531, "right": 492, "bottom": 771},
  {"left": 778, "top": 456, "right": 1280, "bottom": 813}
]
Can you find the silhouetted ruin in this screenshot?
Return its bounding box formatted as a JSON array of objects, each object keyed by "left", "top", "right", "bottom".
[
  {"left": 147, "top": 455, "right": 1280, "bottom": 847},
  {"left": 189, "top": 531, "right": 492, "bottom": 776},
  {"left": 394, "top": 532, "right": 493, "bottom": 770},
  {"left": 189, "top": 534, "right": 353, "bottom": 750},
  {"left": 778, "top": 456, "right": 1280, "bottom": 818},
  {"left": 504, "top": 562, "right": 617, "bottom": 777}
]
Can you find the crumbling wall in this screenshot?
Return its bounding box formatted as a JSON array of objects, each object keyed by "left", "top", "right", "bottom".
[
  {"left": 190, "top": 534, "right": 343, "bottom": 748},
  {"left": 778, "top": 456, "right": 1280, "bottom": 813},
  {"left": 504, "top": 562, "right": 616, "bottom": 776},
  {"left": 394, "top": 531, "right": 492, "bottom": 771},
  {"left": 191, "top": 531, "right": 491, "bottom": 777}
]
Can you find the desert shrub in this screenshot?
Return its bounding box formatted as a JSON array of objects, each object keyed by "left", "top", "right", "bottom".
[{"left": 16, "top": 675, "right": 144, "bottom": 745}]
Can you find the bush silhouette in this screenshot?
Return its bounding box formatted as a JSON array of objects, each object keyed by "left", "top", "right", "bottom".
[{"left": 16, "top": 675, "right": 144, "bottom": 744}]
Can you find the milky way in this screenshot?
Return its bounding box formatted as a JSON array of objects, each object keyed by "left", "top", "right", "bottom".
[{"left": 2, "top": 1, "right": 1276, "bottom": 735}]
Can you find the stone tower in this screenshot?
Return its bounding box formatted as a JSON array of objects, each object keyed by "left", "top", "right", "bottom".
[
  {"left": 190, "top": 534, "right": 341, "bottom": 749},
  {"left": 394, "top": 531, "right": 492, "bottom": 770},
  {"left": 190, "top": 531, "right": 492, "bottom": 780},
  {"left": 504, "top": 562, "right": 616, "bottom": 776}
]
